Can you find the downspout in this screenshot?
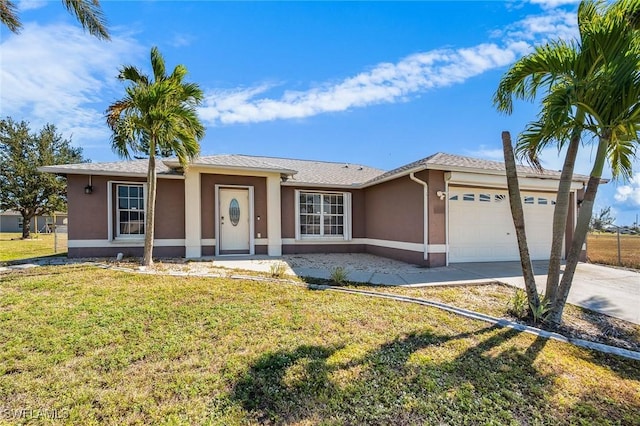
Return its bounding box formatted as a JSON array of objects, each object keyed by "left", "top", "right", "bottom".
[
  {"left": 444, "top": 172, "right": 451, "bottom": 266},
  {"left": 409, "top": 172, "right": 428, "bottom": 261}
]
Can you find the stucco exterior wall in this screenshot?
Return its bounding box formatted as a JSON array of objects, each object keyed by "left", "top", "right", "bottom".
[
  {"left": 364, "top": 175, "right": 424, "bottom": 244},
  {"left": 68, "top": 246, "right": 185, "bottom": 258},
  {"left": 66, "top": 174, "right": 185, "bottom": 258},
  {"left": 68, "top": 174, "right": 125, "bottom": 240},
  {"left": 425, "top": 169, "right": 447, "bottom": 267},
  {"left": 154, "top": 179, "right": 186, "bottom": 239}
]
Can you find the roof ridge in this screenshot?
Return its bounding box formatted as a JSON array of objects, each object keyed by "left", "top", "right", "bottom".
[{"left": 203, "top": 153, "right": 380, "bottom": 169}]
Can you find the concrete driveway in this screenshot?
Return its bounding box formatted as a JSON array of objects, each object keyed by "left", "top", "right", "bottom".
[
  {"left": 208, "top": 254, "right": 640, "bottom": 325},
  {"left": 450, "top": 261, "right": 640, "bottom": 325}
]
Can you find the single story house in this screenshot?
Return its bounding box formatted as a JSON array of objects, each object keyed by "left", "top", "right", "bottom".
[
  {"left": 39, "top": 152, "right": 588, "bottom": 266},
  {"left": 0, "top": 210, "right": 68, "bottom": 233}
]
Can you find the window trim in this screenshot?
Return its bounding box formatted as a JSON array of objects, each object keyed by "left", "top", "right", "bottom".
[
  {"left": 107, "top": 180, "right": 148, "bottom": 241},
  {"left": 294, "top": 190, "right": 352, "bottom": 241}
]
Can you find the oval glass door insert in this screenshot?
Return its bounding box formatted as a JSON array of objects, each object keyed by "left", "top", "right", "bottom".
[{"left": 229, "top": 198, "right": 240, "bottom": 226}]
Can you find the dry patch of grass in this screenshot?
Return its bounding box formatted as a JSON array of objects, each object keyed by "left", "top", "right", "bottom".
[
  {"left": 0, "top": 232, "right": 67, "bottom": 264},
  {"left": 587, "top": 233, "right": 640, "bottom": 269},
  {"left": 0, "top": 266, "right": 638, "bottom": 425},
  {"left": 360, "top": 283, "right": 640, "bottom": 353}
]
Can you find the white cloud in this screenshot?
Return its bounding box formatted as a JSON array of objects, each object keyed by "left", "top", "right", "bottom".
[
  {"left": 614, "top": 175, "right": 640, "bottom": 206},
  {"left": 499, "top": 8, "right": 578, "bottom": 44},
  {"left": 200, "top": 7, "right": 579, "bottom": 127},
  {"left": 467, "top": 146, "right": 505, "bottom": 161},
  {"left": 0, "top": 23, "right": 144, "bottom": 149},
  {"left": 17, "top": 0, "right": 47, "bottom": 11},
  {"left": 530, "top": 0, "right": 580, "bottom": 10},
  {"left": 200, "top": 43, "right": 520, "bottom": 125},
  {"left": 169, "top": 33, "right": 195, "bottom": 48}
]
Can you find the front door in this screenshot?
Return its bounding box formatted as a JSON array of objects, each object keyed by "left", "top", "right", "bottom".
[{"left": 219, "top": 188, "right": 250, "bottom": 254}]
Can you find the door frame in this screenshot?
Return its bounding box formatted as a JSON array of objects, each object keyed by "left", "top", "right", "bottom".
[{"left": 215, "top": 184, "right": 255, "bottom": 256}]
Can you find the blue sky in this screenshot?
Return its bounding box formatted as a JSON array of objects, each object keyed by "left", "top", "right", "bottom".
[{"left": 1, "top": 0, "right": 639, "bottom": 225}]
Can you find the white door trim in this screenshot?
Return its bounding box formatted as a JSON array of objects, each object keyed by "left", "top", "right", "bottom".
[{"left": 215, "top": 185, "right": 254, "bottom": 256}]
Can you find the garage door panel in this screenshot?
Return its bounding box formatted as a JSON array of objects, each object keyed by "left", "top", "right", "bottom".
[{"left": 449, "top": 188, "right": 555, "bottom": 263}]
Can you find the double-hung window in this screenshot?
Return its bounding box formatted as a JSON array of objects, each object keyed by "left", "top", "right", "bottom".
[
  {"left": 117, "top": 184, "right": 145, "bottom": 237},
  {"left": 296, "top": 190, "right": 351, "bottom": 240}
]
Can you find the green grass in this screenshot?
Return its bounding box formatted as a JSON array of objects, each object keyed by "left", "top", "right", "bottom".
[
  {"left": 1, "top": 266, "right": 638, "bottom": 425},
  {"left": 0, "top": 232, "right": 67, "bottom": 264}
]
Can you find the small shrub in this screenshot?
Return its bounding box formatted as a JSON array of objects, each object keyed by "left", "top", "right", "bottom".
[
  {"left": 508, "top": 289, "right": 528, "bottom": 318},
  {"left": 269, "top": 262, "right": 287, "bottom": 278},
  {"left": 530, "top": 300, "right": 551, "bottom": 324},
  {"left": 330, "top": 266, "right": 349, "bottom": 285}
]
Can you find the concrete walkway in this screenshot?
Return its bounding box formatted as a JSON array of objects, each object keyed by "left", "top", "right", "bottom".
[{"left": 212, "top": 256, "right": 639, "bottom": 325}]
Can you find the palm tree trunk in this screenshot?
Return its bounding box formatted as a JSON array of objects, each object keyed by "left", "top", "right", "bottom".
[
  {"left": 502, "top": 131, "right": 541, "bottom": 311},
  {"left": 143, "top": 153, "right": 157, "bottom": 267},
  {"left": 547, "top": 136, "right": 608, "bottom": 326},
  {"left": 544, "top": 124, "right": 581, "bottom": 303}
]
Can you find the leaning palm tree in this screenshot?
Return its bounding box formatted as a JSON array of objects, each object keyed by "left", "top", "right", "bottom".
[
  {"left": 494, "top": 0, "right": 640, "bottom": 325},
  {"left": 494, "top": 40, "right": 585, "bottom": 312},
  {"left": 1, "top": 0, "right": 109, "bottom": 39},
  {"left": 106, "top": 46, "right": 205, "bottom": 266}
]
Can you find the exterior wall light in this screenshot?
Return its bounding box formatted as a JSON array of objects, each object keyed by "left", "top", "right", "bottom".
[{"left": 84, "top": 175, "right": 93, "bottom": 194}]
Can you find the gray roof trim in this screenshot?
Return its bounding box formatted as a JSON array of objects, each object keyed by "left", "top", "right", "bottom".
[
  {"left": 37, "top": 166, "right": 185, "bottom": 179},
  {"left": 361, "top": 152, "right": 591, "bottom": 187},
  {"left": 359, "top": 165, "right": 427, "bottom": 188},
  {"left": 281, "top": 181, "right": 360, "bottom": 189},
  {"left": 164, "top": 160, "right": 297, "bottom": 176}
]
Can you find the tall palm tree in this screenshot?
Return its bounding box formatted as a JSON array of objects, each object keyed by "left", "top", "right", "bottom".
[
  {"left": 494, "top": 39, "right": 588, "bottom": 310},
  {"left": 494, "top": 0, "right": 640, "bottom": 325},
  {"left": 106, "top": 46, "right": 205, "bottom": 266},
  {"left": 1, "top": 0, "right": 109, "bottom": 40},
  {"left": 502, "top": 131, "right": 541, "bottom": 313}
]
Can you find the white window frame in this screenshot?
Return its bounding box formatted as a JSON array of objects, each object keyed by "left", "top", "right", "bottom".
[
  {"left": 294, "top": 190, "right": 352, "bottom": 241},
  {"left": 107, "top": 181, "right": 148, "bottom": 241}
]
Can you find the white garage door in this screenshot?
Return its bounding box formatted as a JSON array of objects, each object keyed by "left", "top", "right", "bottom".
[{"left": 448, "top": 187, "right": 556, "bottom": 263}]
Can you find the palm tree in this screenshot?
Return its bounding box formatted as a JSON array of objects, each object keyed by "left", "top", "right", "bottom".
[
  {"left": 494, "top": 0, "right": 640, "bottom": 325},
  {"left": 502, "top": 131, "right": 541, "bottom": 313},
  {"left": 1, "top": 0, "right": 109, "bottom": 39},
  {"left": 106, "top": 46, "right": 205, "bottom": 266}
]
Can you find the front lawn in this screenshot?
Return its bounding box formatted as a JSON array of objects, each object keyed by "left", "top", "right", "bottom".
[
  {"left": 1, "top": 266, "right": 638, "bottom": 425},
  {"left": 0, "top": 232, "right": 67, "bottom": 264}
]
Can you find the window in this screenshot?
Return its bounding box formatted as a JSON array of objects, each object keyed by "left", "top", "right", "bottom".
[
  {"left": 538, "top": 197, "right": 548, "bottom": 205},
  {"left": 449, "top": 195, "right": 459, "bottom": 201},
  {"left": 479, "top": 193, "right": 491, "bottom": 202},
  {"left": 117, "top": 184, "right": 145, "bottom": 237},
  {"left": 494, "top": 194, "right": 506, "bottom": 203},
  {"left": 296, "top": 191, "right": 350, "bottom": 239},
  {"left": 463, "top": 193, "right": 475, "bottom": 201},
  {"left": 524, "top": 196, "right": 535, "bottom": 204}
]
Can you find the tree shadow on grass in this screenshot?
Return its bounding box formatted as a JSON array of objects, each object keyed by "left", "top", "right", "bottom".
[{"left": 231, "top": 325, "right": 556, "bottom": 425}]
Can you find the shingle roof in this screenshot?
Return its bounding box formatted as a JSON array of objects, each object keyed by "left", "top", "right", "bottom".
[
  {"left": 363, "top": 152, "right": 590, "bottom": 185},
  {"left": 222, "top": 155, "right": 384, "bottom": 186},
  {"left": 39, "top": 154, "right": 384, "bottom": 186},
  {"left": 39, "top": 152, "right": 589, "bottom": 187}
]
